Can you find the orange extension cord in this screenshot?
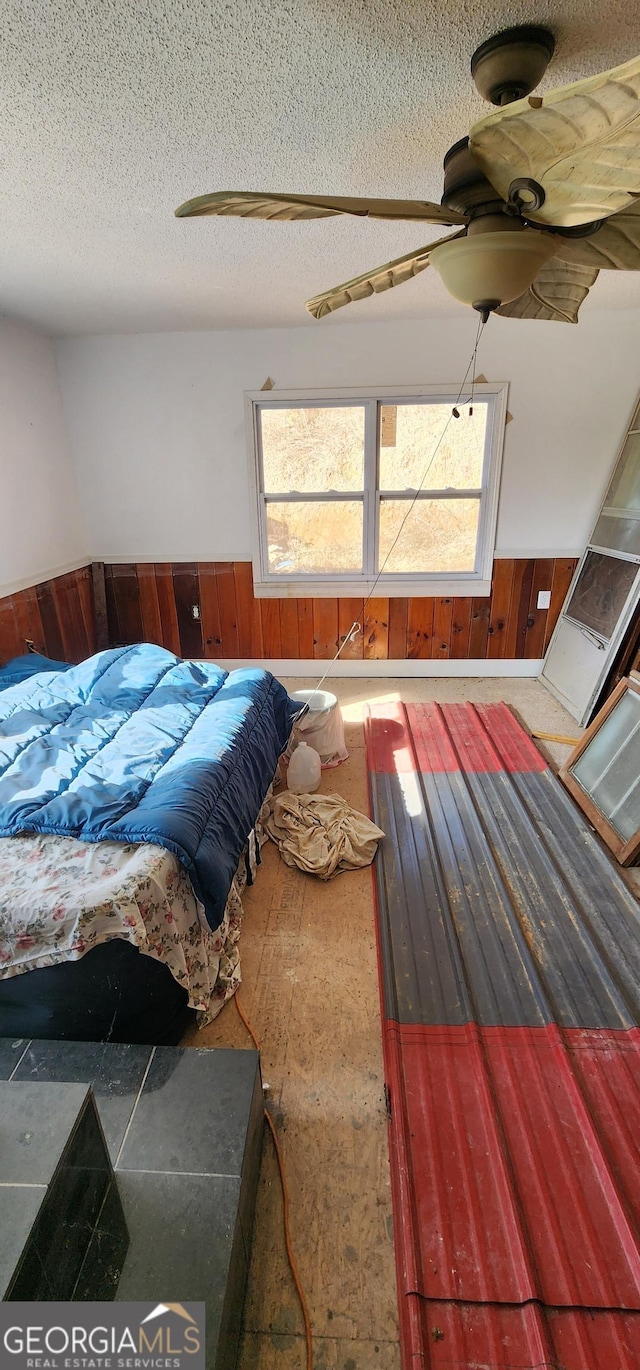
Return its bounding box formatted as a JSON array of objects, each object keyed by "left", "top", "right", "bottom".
[{"left": 235, "top": 993, "right": 314, "bottom": 1370}]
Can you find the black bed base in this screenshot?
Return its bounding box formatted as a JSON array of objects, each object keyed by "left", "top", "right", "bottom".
[{"left": 0, "top": 941, "right": 195, "bottom": 1046}]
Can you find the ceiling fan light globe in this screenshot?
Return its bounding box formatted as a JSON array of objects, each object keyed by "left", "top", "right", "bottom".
[{"left": 429, "top": 230, "right": 557, "bottom": 309}]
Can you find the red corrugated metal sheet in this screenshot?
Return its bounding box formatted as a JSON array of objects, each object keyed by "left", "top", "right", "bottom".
[
  {"left": 386, "top": 1023, "right": 640, "bottom": 1309},
  {"left": 399, "top": 1297, "right": 640, "bottom": 1370},
  {"left": 368, "top": 698, "right": 548, "bottom": 773},
  {"left": 366, "top": 700, "right": 640, "bottom": 1370}
]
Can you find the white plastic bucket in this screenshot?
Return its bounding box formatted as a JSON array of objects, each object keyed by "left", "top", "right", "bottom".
[{"left": 289, "top": 688, "right": 348, "bottom": 768}]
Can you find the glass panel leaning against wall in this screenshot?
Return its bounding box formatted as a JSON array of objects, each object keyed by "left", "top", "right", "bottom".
[
  {"left": 560, "top": 672, "right": 640, "bottom": 865},
  {"left": 249, "top": 386, "right": 507, "bottom": 596}
]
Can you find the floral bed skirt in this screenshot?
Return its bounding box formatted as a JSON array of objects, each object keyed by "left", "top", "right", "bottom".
[{"left": 0, "top": 832, "right": 254, "bottom": 1027}]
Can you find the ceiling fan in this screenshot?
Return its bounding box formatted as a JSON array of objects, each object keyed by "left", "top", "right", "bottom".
[{"left": 175, "top": 26, "right": 640, "bottom": 325}]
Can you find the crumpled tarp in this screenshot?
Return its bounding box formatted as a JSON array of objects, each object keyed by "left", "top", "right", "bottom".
[{"left": 263, "top": 791, "right": 384, "bottom": 879}]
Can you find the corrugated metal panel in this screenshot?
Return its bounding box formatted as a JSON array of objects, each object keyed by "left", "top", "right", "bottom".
[
  {"left": 367, "top": 702, "right": 640, "bottom": 1028},
  {"left": 386, "top": 1022, "right": 640, "bottom": 1308},
  {"left": 366, "top": 700, "right": 640, "bottom": 1370},
  {"left": 400, "top": 1298, "right": 640, "bottom": 1370}
]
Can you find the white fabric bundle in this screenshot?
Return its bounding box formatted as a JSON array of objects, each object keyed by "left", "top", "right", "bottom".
[{"left": 263, "top": 791, "right": 384, "bottom": 880}]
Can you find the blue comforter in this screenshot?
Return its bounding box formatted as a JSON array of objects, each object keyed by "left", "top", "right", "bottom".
[{"left": 0, "top": 644, "right": 301, "bottom": 930}]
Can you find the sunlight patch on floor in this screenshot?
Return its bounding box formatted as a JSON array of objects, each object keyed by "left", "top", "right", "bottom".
[{"left": 339, "top": 691, "right": 401, "bottom": 723}]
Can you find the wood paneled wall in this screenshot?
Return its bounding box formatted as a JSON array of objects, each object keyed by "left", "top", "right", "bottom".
[
  {"left": 0, "top": 558, "right": 578, "bottom": 667},
  {"left": 0, "top": 566, "right": 96, "bottom": 665},
  {"left": 104, "top": 558, "right": 577, "bottom": 661}
]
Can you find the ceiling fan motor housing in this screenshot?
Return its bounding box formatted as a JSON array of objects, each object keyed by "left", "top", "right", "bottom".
[
  {"left": 442, "top": 137, "right": 516, "bottom": 222},
  {"left": 471, "top": 25, "right": 556, "bottom": 105}
]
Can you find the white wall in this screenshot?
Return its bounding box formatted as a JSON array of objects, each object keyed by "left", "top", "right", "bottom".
[
  {"left": 0, "top": 318, "right": 88, "bottom": 595},
  {"left": 55, "top": 309, "right": 640, "bottom": 564}
]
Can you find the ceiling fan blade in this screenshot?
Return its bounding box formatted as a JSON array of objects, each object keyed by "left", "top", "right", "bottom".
[
  {"left": 496, "top": 258, "right": 598, "bottom": 323},
  {"left": 175, "top": 191, "right": 466, "bottom": 226},
  {"left": 469, "top": 51, "right": 640, "bottom": 228},
  {"left": 555, "top": 196, "right": 640, "bottom": 270},
  {"left": 305, "top": 232, "right": 465, "bottom": 318}
]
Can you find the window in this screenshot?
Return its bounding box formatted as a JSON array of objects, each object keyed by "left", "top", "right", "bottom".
[{"left": 246, "top": 384, "right": 508, "bottom": 597}]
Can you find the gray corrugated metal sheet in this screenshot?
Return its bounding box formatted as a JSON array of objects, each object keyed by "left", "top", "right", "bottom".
[{"left": 367, "top": 700, "right": 640, "bottom": 1028}]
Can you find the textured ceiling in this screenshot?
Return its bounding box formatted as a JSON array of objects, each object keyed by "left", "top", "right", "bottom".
[{"left": 2, "top": 0, "right": 640, "bottom": 334}]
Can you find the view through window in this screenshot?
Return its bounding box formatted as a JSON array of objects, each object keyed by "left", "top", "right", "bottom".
[{"left": 250, "top": 388, "right": 506, "bottom": 594}]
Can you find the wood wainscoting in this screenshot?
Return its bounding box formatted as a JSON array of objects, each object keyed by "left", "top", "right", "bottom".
[
  {"left": 103, "top": 558, "right": 577, "bottom": 662},
  {"left": 0, "top": 566, "right": 96, "bottom": 664}
]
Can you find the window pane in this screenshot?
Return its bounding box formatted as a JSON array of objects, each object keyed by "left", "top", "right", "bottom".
[
  {"left": 378, "top": 499, "right": 479, "bottom": 574},
  {"left": 267, "top": 501, "right": 363, "bottom": 574},
  {"left": 602, "top": 433, "right": 640, "bottom": 514},
  {"left": 592, "top": 512, "right": 640, "bottom": 556},
  {"left": 572, "top": 689, "right": 640, "bottom": 840},
  {"left": 565, "top": 550, "right": 638, "bottom": 641},
  {"left": 379, "top": 403, "right": 487, "bottom": 491},
  {"left": 261, "top": 407, "right": 365, "bottom": 493}
]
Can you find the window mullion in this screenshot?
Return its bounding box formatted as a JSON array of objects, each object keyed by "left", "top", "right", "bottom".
[
  {"left": 263, "top": 491, "right": 363, "bottom": 503},
  {"left": 363, "top": 400, "right": 378, "bottom": 577},
  {"left": 378, "top": 488, "right": 483, "bottom": 501}
]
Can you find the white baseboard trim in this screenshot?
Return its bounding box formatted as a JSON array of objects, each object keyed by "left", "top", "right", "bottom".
[
  {"left": 494, "top": 548, "right": 581, "bottom": 559},
  {"left": 100, "top": 553, "right": 252, "bottom": 565},
  {"left": 207, "top": 658, "right": 544, "bottom": 678},
  {"left": 0, "top": 557, "right": 90, "bottom": 599},
  {"left": 103, "top": 551, "right": 577, "bottom": 565}
]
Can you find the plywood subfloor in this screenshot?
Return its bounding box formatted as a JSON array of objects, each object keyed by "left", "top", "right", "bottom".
[{"left": 183, "top": 677, "right": 587, "bottom": 1369}]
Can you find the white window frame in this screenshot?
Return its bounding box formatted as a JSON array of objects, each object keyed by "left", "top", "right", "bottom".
[{"left": 245, "top": 383, "right": 508, "bottom": 598}]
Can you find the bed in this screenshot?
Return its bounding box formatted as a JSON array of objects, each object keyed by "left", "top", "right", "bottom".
[{"left": 0, "top": 643, "right": 300, "bottom": 1043}]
